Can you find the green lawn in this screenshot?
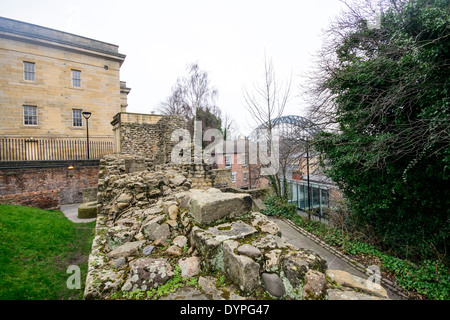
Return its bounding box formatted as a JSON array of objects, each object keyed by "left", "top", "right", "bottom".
[{"left": 0, "top": 204, "right": 95, "bottom": 300}]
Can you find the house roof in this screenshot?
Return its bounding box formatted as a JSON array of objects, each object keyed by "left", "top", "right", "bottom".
[{"left": 0, "top": 16, "right": 126, "bottom": 64}]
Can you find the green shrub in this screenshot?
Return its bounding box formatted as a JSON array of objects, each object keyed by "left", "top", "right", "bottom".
[{"left": 262, "top": 196, "right": 450, "bottom": 300}]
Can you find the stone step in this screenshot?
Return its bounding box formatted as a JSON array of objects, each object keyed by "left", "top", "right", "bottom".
[{"left": 188, "top": 190, "right": 252, "bottom": 225}]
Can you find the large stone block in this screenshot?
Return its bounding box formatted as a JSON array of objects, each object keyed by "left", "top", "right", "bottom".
[
  {"left": 191, "top": 221, "right": 258, "bottom": 272},
  {"left": 223, "top": 240, "right": 260, "bottom": 293},
  {"left": 326, "top": 270, "right": 388, "bottom": 299},
  {"left": 188, "top": 190, "right": 252, "bottom": 225},
  {"left": 78, "top": 201, "right": 99, "bottom": 219}
]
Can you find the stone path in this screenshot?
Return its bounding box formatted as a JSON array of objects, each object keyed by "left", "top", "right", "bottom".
[
  {"left": 60, "top": 203, "right": 96, "bottom": 223},
  {"left": 268, "top": 216, "right": 406, "bottom": 300}
]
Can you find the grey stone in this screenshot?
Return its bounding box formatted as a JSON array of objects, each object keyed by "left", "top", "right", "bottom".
[
  {"left": 122, "top": 258, "right": 174, "bottom": 291},
  {"left": 261, "top": 273, "right": 285, "bottom": 297},
  {"left": 189, "top": 190, "right": 252, "bottom": 225},
  {"left": 168, "top": 205, "right": 179, "bottom": 220},
  {"left": 302, "top": 269, "right": 327, "bottom": 300},
  {"left": 117, "top": 192, "right": 133, "bottom": 203},
  {"left": 143, "top": 206, "right": 164, "bottom": 216},
  {"left": 281, "top": 249, "right": 327, "bottom": 288},
  {"left": 173, "top": 235, "right": 188, "bottom": 248},
  {"left": 326, "top": 270, "right": 389, "bottom": 299},
  {"left": 237, "top": 244, "right": 262, "bottom": 258},
  {"left": 327, "top": 289, "right": 388, "bottom": 300},
  {"left": 178, "top": 256, "right": 201, "bottom": 278},
  {"left": 170, "top": 175, "right": 187, "bottom": 186},
  {"left": 106, "top": 240, "right": 145, "bottom": 260},
  {"left": 166, "top": 245, "right": 182, "bottom": 256},
  {"left": 159, "top": 286, "right": 209, "bottom": 300},
  {"left": 141, "top": 220, "right": 170, "bottom": 242},
  {"left": 251, "top": 212, "right": 281, "bottom": 236},
  {"left": 223, "top": 240, "right": 260, "bottom": 293},
  {"left": 142, "top": 245, "right": 155, "bottom": 256},
  {"left": 206, "top": 221, "right": 258, "bottom": 242},
  {"left": 78, "top": 201, "right": 99, "bottom": 219},
  {"left": 112, "top": 257, "right": 126, "bottom": 269}
]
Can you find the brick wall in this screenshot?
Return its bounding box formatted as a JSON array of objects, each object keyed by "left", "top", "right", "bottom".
[
  {"left": 0, "top": 160, "right": 99, "bottom": 205},
  {"left": 0, "top": 189, "right": 61, "bottom": 210}
]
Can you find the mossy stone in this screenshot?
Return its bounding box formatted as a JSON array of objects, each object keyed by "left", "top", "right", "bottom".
[{"left": 78, "top": 201, "right": 99, "bottom": 219}]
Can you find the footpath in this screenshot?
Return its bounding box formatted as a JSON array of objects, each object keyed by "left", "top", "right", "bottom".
[{"left": 269, "top": 216, "right": 408, "bottom": 300}]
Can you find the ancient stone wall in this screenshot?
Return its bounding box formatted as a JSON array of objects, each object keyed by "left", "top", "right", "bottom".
[
  {"left": 85, "top": 153, "right": 390, "bottom": 301},
  {"left": 112, "top": 112, "right": 187, "bottom": 164},
  {"left": 212, "top": 168, "right": 232, "bottom": 188}
]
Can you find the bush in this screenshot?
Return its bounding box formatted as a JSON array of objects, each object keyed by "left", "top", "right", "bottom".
[{"left": 262, "top": 196, "right": 450, "bottom": 300}]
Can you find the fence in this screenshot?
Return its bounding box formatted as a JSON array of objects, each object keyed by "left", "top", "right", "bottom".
[{"left": 0, "top": 137, "right": 113, "bottom": 161}]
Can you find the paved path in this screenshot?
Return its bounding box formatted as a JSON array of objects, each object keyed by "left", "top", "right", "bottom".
[
  {"left": 269, "top": 216, "right": 405, "bottom": 300},
  {"left": 60, "top": 203, "right": 96, "bottom": 223}
]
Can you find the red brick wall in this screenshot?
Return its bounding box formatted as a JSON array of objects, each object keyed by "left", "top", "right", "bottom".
[
  {"left": 0, "top": 161, "right": 99, "bottom": 205},
  {"left": 0, "top": 189, "right": 61, "bottom": 210},
  {"left": 217, "top": 154, "right": 269, "bottom": 190}
]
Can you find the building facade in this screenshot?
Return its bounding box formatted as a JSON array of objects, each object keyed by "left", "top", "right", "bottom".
[
  {"left": 0, "top": 17, "right": 129, "bottom": 160},
  {"left": 215, "top": 137, "right": 269, "bottom": 190}
]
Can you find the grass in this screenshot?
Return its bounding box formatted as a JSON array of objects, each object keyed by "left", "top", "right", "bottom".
[{"left": 0, "top": 204, "right": 96, "bottom": 300}]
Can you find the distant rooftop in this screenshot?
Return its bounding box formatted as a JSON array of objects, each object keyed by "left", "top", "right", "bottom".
[{"left": 0, "top": 16, "right": 126, "bottom": 62}]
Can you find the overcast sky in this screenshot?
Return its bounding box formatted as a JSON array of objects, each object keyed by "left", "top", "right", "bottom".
[{"left": 1, "top": 0, "right": 348, "bottom": 136}]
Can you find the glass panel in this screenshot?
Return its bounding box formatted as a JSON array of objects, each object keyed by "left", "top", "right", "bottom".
[
  {"left": 321, "top": 189, "right": 329, "bottom": 207},
  {"left": 24, "top": 106, "right": 37, "bottom": 125},
  {"left": 73, "top": 109, "right": 82, "bottom": 127},
  {"left": 72, "top": 70, "right": 81, "bottom": 87},
  {"left": 24, "top": 62, "right": 35, "bottom": 81},
  {"left": 312, "top": 187, "right": 320, "bottom": 208}
]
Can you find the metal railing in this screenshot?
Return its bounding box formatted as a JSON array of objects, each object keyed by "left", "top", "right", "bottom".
[{"left": 0, "top": 137, "right": 113, "bottom": 161}]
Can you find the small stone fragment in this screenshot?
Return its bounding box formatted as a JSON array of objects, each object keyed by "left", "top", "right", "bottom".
[{"left": 261, "top": 273, "right": 285, "bottom": 298}]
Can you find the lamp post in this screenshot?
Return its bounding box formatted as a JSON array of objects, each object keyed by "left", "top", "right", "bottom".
[
  {"left": 82, "top": 112, "right": 92, "bottom": 159},
  {"left": 306, "top": 137, "right": 312, "bottom": 220}
]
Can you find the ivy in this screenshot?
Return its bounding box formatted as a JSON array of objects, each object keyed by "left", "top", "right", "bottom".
[{"left": 262, "top": 196, "right": 450, "bottom": 300}]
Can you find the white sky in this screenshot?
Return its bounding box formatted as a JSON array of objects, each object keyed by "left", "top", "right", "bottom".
[{"left": 0, "top": 0, "right": 347, "bottom": 136}]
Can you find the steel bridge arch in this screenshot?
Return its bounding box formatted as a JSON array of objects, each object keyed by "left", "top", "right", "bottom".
[{"left": 249, "top": 115, "right": 321, "bottom": 140}]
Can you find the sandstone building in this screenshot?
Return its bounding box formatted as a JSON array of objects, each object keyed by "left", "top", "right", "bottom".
[{"left": 0, "top": 16, "right": 130, "bottom": 160}]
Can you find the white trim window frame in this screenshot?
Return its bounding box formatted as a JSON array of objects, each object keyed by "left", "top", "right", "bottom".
[
  {"left": 23, "top": 105, "right": 37, "bottom": 126},
  {"left": 24, "top": 62, "right": 35, "bottom": 82},
  {"left": 225, "top": 155, "right": 232, "bottom": 168},
  {"left": 71, "top": 69, "right": 81, "bottom": 87},
  {"left": 72, "top": 109, "right": 83, "bottom": 127}
]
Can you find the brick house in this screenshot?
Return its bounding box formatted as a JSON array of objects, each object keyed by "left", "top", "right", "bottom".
[{"left": 215, "top": 137, "right": 269, "bottom": 190}]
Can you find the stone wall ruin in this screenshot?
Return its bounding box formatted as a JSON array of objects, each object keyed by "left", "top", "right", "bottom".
[{"left": 84, "top": 113, "right": 390, "bottom": 300}]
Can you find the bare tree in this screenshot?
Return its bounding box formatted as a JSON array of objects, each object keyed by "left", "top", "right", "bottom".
[
  {"left": 158, "top": 63, "right": 221, "bottom": 137},
  {"left": 221, "top": 112, "right": 237, "bottom": 141},
  {"left": 243, "top": 55, "right": 292, "bottom": 197}
]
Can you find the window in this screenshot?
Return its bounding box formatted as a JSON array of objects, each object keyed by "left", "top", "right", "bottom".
[
  {"left": 232, "top": 172, "right": 237, "bottom": 183},
  {"left": 71, "top": 70, "right": 81, "bottom": 87},
  {"left": 225, "top": 155, "right": 231, "bottom": 168},
  {"left": 242, "top": 154, "right": 247, "bottom": 165},
  {"left": 73, "top": 109, "right": 82, "bottom": 127},
  {"left": 23, "top": 106, "right": 37, "bottom": 125},
  {"left": 24, "top": 62, "right": 35, "bottom": 81},
  {"left": 243, "top": 172, "right": 248, "bottom": 181}
]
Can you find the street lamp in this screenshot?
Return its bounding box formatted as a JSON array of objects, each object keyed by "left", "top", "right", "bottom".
[{"left": 82, "top": 112, "right": 92, "bottom": 159}]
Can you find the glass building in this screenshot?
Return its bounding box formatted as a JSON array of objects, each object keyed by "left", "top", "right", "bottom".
[{"left": 281, "top": 177, "right": 332, "bottom": 218}]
